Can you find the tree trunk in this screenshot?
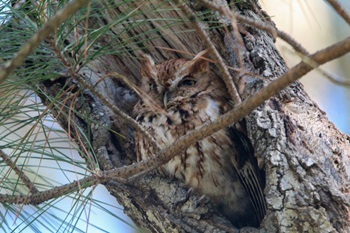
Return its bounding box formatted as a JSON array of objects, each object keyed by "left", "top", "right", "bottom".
[{"left": 37, "top": 0, "right": 350, "bottom": 232}]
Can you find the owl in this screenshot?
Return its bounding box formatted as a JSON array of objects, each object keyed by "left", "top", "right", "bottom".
[{"left": 133, "top": 51, "right": 266, "bottom": 228}]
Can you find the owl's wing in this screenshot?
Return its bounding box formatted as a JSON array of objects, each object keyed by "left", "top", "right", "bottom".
[{"left": 228, "top": 127, "right": 267, "bottom": 222}]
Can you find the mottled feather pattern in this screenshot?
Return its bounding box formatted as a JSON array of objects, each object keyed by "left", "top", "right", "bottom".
[{"left": 134, "top": 51, "right": 266, "bottom": 228}]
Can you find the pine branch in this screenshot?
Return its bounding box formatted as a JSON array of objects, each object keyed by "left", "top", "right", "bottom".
[
  {"left": 0, "top": 0, "right": 90, "bottom": 84},
  {"left": 0, "top": 149, "right": 39, "bottom": 193}
]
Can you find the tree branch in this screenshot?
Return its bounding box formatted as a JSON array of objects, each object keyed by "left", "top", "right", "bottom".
[
  {"left": 326, "top": 0, "right": 350, "bottom": 25},
  {"left": 0, "top": 0, "right": 90, "bottom": 84},
  {"left": 0, "top": 149, "right": 39, "bottom": 194},
  {"left": 0, "top": 174, "right": 100, "bottom": 205}
]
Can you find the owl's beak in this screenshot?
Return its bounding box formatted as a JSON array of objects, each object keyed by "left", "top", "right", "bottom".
[{"left": 163, "top": 91, "right": 168, "bottom": 109}]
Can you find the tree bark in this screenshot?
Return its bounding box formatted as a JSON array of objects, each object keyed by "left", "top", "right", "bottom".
[{"left": 37, "top": 0, "right": 350, "bottom": 232}]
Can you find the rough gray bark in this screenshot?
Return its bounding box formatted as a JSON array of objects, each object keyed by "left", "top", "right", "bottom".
[{"left": 37, "top": 0, "right": 350, "bottom": 232}]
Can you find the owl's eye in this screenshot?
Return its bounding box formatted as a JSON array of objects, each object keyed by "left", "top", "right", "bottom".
[{"left": 178, "top": 77, "right": 197, "bottom": 87}]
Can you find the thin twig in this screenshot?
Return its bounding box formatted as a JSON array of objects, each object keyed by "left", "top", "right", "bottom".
[
  {"left": 0, "top": 149, "right": 39, "bottom": 193},
  {"left": 318, "top": 69, "right": 350, "bottom": 87},
  {"left": 199, "top": 0, "right": 310, "bottom": 55},
  {"left": 0, "top": 95, "right": 66, "bottom": 195},
  {"left": 287, "top": 48, "right": 350, "bottom": 87},
  {"left": 326, "top": 0, "right": 350, "bottom": 25},
  {"left": 173, "top": 0, "right": 242, "bottom": 105},
  {"left": 0, "top": 175, "right": 100, "bottom": 204},
  {"left": 0, "top": 0, "right": 90, "bottom": 84}
]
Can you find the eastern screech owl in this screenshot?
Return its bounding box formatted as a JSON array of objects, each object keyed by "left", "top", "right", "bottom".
[{"left": 133, "top": 51, "right": 266, "bottom": 228}]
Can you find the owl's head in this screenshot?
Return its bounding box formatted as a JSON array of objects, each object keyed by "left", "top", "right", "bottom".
[{"left": 140, "top": 51, "right": 218, "bottom": 109}]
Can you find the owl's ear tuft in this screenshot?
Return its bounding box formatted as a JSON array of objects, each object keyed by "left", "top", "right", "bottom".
[
  {"left": 140, "top": 54, "right": 157, "bottom": 79},
  {"left": 189, "top": 50, "right": 210, "bottom": 73}
]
